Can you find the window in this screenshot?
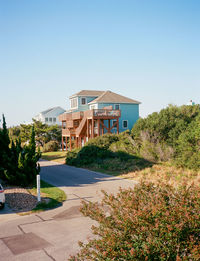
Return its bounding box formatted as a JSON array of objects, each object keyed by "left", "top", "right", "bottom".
[
  {"left": 70, "top": 98, "right": 78, "bottom": 109},
  {"left": 123, "top": 120, "right": 128, "bottom": 128},
  {"left": 115, "top": 104, "right": 120, "bottom": 110},
  {"left": 81, "top": 97, "right": 86, "bottom": 105},
  {"left": 45, "top": 118, "right": 48, "bottom": 122},
  {"left": 49, "top": 117, "right": 52, "bottom": 122},
  {"left": 53, "top": 117, "right": 56, "bottom": 122}
]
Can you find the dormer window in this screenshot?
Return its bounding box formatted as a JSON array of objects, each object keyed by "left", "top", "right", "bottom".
[
  {"left": 70, "top": 98, "right": 78, "bottom": 109},
  {"left": 81, "top": 97, "right": 86, "bottom": 105}
]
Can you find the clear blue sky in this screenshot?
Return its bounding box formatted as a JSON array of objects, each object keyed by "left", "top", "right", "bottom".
[{"left": 1, "top": 0, "right": 200, "bottom": 126}]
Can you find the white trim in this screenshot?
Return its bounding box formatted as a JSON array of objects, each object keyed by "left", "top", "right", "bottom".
[{"left": 122, "top": 120, "right": 128, "bottom": 129}]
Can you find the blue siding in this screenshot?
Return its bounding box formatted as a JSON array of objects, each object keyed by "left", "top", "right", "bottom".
[{"left": 97, "top": 103, "right": 139, "bottom": 133}]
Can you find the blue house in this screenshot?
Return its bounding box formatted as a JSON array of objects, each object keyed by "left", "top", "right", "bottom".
[{"left": 59, "top": 90, "right": 141, "bottom": 150}]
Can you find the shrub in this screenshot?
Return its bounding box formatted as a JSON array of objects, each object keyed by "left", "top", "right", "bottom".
[
  {"left": 69, "top": 182, "right": 200, "bottom": 261},
  {"left": 175, "top": 115, "right": 200, "bottom": 169},
  {"left": 43, "top": 140, "right": 60, "bottom": 152},
  {"left": 87, "top": 133, "right": 119, "bottom": 149},
  {"left": 131, "top": 104, "right": 200, "bottom": 169},
  {"left": 132, "top": 104, "right": 200, "bottom": 146}
]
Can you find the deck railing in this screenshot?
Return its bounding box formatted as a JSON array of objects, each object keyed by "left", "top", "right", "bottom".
[{"left": 93, "top": 109, "right": 120, "bottom": 117}]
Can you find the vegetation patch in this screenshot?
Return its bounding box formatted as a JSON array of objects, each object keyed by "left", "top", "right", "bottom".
[
  {"left": 132, "top": 104, "right": 200, "bottom": 169},
  {"left": 120, "top": 162, "right": 200, "bottom": 187},
  {"left": 69, "top": 181, "right": 200, "bottom": 261},
  {"left": 42, "top": 151, "right": 66, "bottom": 163},
  {"left": 66, "top": 132, "right": 152, "bottom": 175}
]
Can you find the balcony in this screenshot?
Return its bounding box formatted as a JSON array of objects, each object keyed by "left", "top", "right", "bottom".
[
  {"left": 93, "top": 109, "right": 121, "bottom": 118},
  {"left": 59, "top": 113, "right": 72, "bottom": 121},
  {"left": 62, "top": 129, "right": 76, "bottom": 136},
  {"left": 72, "top": 111, "right": 84, "bottom": 120}
]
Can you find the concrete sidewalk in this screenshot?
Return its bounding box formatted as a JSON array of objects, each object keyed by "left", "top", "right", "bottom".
[{"left": 0, "top": 160, "right": 137, "bottom": 261}]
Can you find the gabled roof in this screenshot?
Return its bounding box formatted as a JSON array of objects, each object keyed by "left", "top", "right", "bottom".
[
  {"left": 88, "top": 91, "right": 141, "bottom": 104},
  {"left": 40, "top": 106, "right": 65, "bottom": 115},
  {"left": 70, "top": 90, "right": 104, "bottom": 98}
]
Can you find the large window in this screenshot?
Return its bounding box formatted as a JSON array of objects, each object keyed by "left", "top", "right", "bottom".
[
  {"left": 53, "top": 117, "right": 56, "bottom": 122},
  {"left": 81, "top": 97, "right": 86, "bottom": 105},
  {"left": 123, "top": 120, "right": 128, "bottom": 128},
  {"left": 45, "top": 117, "right": 48, "bottom": 122},
  {"left": 49, "top": 117, "right": 52, "bottom": 122},
  {"left": 70, "top": 98, "right": 78, "bottom": 109}
]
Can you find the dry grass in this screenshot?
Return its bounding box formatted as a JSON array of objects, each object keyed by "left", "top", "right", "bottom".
[{"left": 120, "top": 162, "right": 200, "bottom": 187}]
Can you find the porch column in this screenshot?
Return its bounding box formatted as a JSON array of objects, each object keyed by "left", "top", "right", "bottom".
[
  {"left": 87, "top": 119, "right": 89, "bottom": 139},
  {"left": 91, "top": 118, "right": 94, "bottom": 138},
  {"left": 108, "top": 119, "right": 111, "bottom": 134},
  {"left": 98, "top": 119, "right": 100, "bottom": 136},
  {"left": 66, "top": 137, "right": 68, "bottom": 151},
  {"left": 101, "top": 120, "right": 104, "bottom": 135},
  {"left": 69, "top": 135, "right": 72, "bottom": 151},
  {"left": 62, "top": 136, "right": 64, "bottom": 151},
  {"left": 117, "top": 119, "right": 119, "bottom": 134}
]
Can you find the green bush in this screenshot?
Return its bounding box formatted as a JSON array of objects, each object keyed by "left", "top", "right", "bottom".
[
  {"left": 0, "top": 117, "right": 41, "bottom": 187},
  {"left": 132, "top": 104, "right": 200, "bottom": 169},
  {"left": 43, "top": 140, "right": 60, "bottom": 152},
  {"left": 69, "top": 182, "right": 200, "bottom": 261},
  {"left": 175, "top": 115, "right": 200, "bottom": 169},
  {"left": 132, "top": 104, "right": 200, "bottom": 146}
]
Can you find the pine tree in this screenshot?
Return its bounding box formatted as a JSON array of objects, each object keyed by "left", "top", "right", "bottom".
[{"left": 0, "top": 114, "right": 11, "bottom": 179}]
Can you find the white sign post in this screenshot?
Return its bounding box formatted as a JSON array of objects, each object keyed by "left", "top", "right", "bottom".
[{"left": 37, "top": 175, "right": 41, "bottom": 202}]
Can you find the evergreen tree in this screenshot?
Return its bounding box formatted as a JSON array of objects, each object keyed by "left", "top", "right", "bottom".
[{"left": 0, "top": 114, "right": 11, "bottom": 179}]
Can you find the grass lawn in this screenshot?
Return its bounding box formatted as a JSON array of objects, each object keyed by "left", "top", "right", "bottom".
[
  {"left": 28, "top": 180, "right": 66, "bottom": 212},
  {"left": 42, "top": 151, "right": 66, "bottom": 163}
]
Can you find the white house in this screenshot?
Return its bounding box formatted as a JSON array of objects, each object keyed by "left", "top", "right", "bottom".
[{"left": 34, "top": 107, "right": 65, "bottom": 126}]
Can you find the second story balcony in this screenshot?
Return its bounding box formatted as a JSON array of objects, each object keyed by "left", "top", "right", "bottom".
[{"left": 93, "top": 109, "right": 121, "bottom": 118}]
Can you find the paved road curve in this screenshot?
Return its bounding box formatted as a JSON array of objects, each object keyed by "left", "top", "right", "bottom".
[{"left": 0, "top": 160, "right": 137, "bottom": 261}]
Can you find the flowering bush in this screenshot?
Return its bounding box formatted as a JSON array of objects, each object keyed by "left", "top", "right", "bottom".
[{"left": 69, "top": 182, "right": 200, "bottom": 260}]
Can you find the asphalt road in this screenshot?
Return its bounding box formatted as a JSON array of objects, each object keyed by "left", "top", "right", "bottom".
[{"left": 0, "top": 160, "right": 137, "bottom": 261}]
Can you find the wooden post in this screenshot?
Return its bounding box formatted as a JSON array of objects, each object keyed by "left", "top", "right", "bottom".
[
  {"left": 65, "top": 137, "right": 67, "bottom": 151},
  {"left": 101, "top": 120, "right": 104, "bottom": 135},
  {"left": 108, "top": 119, "right": 111, "bottom": 134},
  {"left": 98, "top": 119, "right": 100, "bottom": 136},
  {"left": 117, "top": 118, "right": 119, "bottom": 134},
  {"left": 92, "top": 118, "right": 94, "bottom": 138},
  {"left": 69, "top": 135, "right": 72, "bottom": 151},
  {"left": 87, "top": 119, "right": 89, "bottom": 139}
]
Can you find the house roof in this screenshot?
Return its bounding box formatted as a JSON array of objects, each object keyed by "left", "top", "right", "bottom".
[
  {"left": 40, "top": 106, "right": 65, "bottom": 115},
  {"left": 69, "top": 90, "right": 104, "bottom": 98},
  {"left": 88, "top": 91, "right": 141, "bottom": 104}
]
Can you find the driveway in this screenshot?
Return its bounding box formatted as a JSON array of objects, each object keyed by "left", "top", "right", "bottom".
[{"left": 0, "top": 160, "right": 137, "bottom": 261}]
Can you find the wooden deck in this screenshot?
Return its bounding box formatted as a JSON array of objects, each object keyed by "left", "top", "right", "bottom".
[{"left": 59, "top": 109, "right": 120, "bottom": 151}]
